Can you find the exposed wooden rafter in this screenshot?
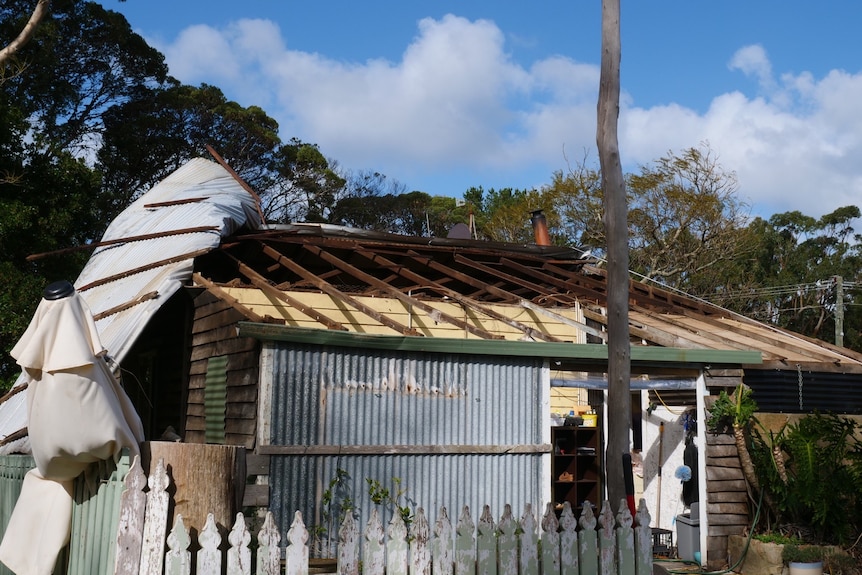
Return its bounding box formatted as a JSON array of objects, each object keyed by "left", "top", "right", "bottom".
[
  {"left": 302, "top": 244, "right": 503, "bottom": 340},
  {"left": 257, "top": 243, "right": 421, "bottom": 336}
]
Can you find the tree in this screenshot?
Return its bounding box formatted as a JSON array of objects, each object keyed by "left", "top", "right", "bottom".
[
  {"left": 627, "top": 146, "right": 752, "bottom": 290},
  {"left": 98, "top": 82, "right": 281, "bottom": 220},
  {"left": 263, "top": 139, "right": 346, "bottom": 223},
  {"left": 597, "top": 0, "right": 630, "bottom": 508},
  {"left": 462, "top": 186, "right": 562, "bottom": 244},
  {"left": 724, "top": 206, "right": 862, "bottom": 347},
  {"left": 547, "top": 145, "right": 754, "bottom": 294}
]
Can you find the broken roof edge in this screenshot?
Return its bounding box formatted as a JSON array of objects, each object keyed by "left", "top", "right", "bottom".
[
  {"left": 250, "top": 222, "right": 591, "bottom": 259},
  {"left": 237, "top": 322, "right": 762, "bottom": 368}
]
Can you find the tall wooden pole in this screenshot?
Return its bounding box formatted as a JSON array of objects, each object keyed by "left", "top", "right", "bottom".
[{"left": 596, "top": 0, "right": 631, "bottom": 508}]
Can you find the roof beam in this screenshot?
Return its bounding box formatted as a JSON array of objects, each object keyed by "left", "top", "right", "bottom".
[
  {"left": 406, "top": 250, "right": 601, "bottom": 341},
  {"left": 192, "top": 273, "right": 270, "bottom": 323},
  {"left": 453, "top": 253, "right": 562, "bottom": 299},
  {"left": 354, "top": 248, "right": 561, "bottom": 342},
  {"left": 302, "top": 244, "right": 503, "bottom": 340},
  {"left": 258, "top": 243, "right": 421, "bottom": 336},
  {"left": 226, "top": 254, "right": 349, "bottom": 331}
]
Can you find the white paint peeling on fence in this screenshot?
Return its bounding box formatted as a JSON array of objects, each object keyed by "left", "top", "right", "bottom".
[{"left": 110, "top": 456, "right": 653, "bottom": 575}]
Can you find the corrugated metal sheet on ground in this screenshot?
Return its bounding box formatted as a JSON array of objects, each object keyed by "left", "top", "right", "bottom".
[
  {"left": 0, "top": 158, "right": 261, "bottom": 453},
  {"left": 267, "top": 342, "right": 546, "bottom": 545}
]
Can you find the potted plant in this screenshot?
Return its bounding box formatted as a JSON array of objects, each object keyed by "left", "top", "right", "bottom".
[{"left": 782, "top": 545, "right": 824, "bottom": 575}]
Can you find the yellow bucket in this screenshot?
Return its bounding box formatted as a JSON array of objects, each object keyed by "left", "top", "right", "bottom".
[{"left": 582, "top": 414, "right": 598, "bottom": 427}]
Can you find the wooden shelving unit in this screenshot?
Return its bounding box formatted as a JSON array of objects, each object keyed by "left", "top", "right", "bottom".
[{"left": 551, "top": 424, "right": 602, "bottom": 515}]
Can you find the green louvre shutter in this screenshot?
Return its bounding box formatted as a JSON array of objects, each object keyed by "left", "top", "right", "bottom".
[{"left": 204, "top": 355, "right": 228, "bottom": 444}]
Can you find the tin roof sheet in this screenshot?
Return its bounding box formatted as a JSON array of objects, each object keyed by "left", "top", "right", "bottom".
[{"left": 0, "top": 158, "right": 261, "bottom": 452}]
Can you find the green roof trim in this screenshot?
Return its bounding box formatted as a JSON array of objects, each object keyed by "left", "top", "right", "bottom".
[{"left": 238, "top": 322, "right": 762, "bottom": 366}]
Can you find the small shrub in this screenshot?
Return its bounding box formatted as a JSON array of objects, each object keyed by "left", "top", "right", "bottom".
[{"left": 782, "top": 544, "right": 824, "bottom": 564}]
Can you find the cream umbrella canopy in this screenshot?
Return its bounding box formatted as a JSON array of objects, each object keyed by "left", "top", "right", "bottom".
[{"left": 0, "top": 280, "right": 144, "bottom": 575}]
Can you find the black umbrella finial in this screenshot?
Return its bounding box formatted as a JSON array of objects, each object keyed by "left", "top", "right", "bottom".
[{"left": 43, "top": 280, "right": 75, "bottom": 300}]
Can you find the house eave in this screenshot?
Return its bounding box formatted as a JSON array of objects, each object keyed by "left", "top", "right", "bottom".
[{"left": 237, "top": 322, "right": 762, "bottom": 368}]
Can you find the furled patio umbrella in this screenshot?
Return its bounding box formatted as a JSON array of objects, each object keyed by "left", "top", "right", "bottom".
[{"left": 0, "top": 281, "right": 144, "bottom": 575}]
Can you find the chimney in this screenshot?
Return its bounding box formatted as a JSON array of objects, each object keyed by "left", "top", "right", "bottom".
[{"left": 531, "top": 210, "right": 551, "bottom": 246}]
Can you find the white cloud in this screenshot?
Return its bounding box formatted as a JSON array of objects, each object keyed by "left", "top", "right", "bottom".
[{"left": 156, "top": 16, "right": 862, "bottom": 218}]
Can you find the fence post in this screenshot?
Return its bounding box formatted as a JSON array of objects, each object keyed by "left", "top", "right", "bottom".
[
  {"left": 615, "top": 500, "right": 635, "bottom": 575},
  {"left": 578, "top": 504, "right": 598, "bottom": 575},
  {"left": 455, "top": 506, "right": 476, "bottom": 575},
  {"left": 164, "top": 515, "right": 191, "bottom": 575},
  {"left": 228, "top": 513, "right": 251, "bottom": 575},
  {"left": 558, "top": 503, "right": 578, "bottom": 575},
  {"left": 410, "top": 508, "right": 431, "bottom": 575},
  {"left": 197, "top": 514, "right": 222, "bottom": 575},
  {"left": 497, "top": 505, "right": 517, "bottom": 575},
  {"left": 433, "top": 507, "right": 454, "bottom": 575},
  {"left": 139, "top": 458, "right": 170, "bottom": 575},
  {"left": 338, "top": 512, "right": 360, "bottom": 575},
  {"left": 597, "top": 502, "right": 615, "bottom": 575},
  {"left": 364, "top": 509, "right": 386, "bottom": 575},
  {"left": 254, "top": 512, "right": 279, "bottom": 575},
  {"left": 114, "top": 455, "right": 146, "bottom": 575},
  {"left": 476, "top": 505, "right": 497, "bottom": 575},
  {"left": 285, "top": 511, "right": 309, "bottom": 575},
  {"left": 541, "top": 504, "right": 561, "bottom": 575},
  {"left": 633, "top": 500, "right": 653, "bottom": 575},
  {"left": 386, "top": 510, "right": 409, "bottom": 575},
  {"left": 519, "top": 504, "right": 539, "bottom": 575}
]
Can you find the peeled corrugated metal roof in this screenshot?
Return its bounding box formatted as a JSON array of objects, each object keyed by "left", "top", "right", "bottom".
[{"left": 0, "top": 158, "right": 261, "bottom": 452}]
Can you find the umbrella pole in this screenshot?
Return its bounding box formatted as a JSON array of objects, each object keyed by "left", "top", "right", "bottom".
[{"left": 656, "top": 421, "right": 664, "bottom": 526}]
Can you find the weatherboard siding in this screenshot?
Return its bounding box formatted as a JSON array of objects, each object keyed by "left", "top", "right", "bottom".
[{"left": 187, "top": 291, "right": 259, "bottom": 448}]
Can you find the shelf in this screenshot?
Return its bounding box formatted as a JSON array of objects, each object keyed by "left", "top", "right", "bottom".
[{"left": 551, "top": 422, "right": 602, "bottom": 514}]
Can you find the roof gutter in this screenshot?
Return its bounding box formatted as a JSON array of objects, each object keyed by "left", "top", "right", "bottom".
[{"left": 238, "top": 322, "right": 762, "bottom": 368}]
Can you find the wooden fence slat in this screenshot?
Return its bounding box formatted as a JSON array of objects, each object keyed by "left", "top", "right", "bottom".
[
  {"left": 114, "top": 455, "right": 146, "bottom": 575},
  {"left": 634, "top": 499, "right": 653, "bottom": 575},
  {"left": 338, "top": 512, "right": 360, "bottom": 575},
  {"left": 558, "top": 503, "right": 578, "bottom": 575},
  {"left": 497, "top": 505, "right": 517, "bottom": 575},
  {"left": 432, "top": 507, "right": 454, "bottom": 575},
  {"left": 228, "top": 513, "right": 251, "bottom": 575},
  {"left": 363, "top": 509, "right": 386, "bottom": 575},
  {"left": 98, "top": 458, "right": 667, "bottom": 575},
  {"left": 409, "top": 508, "right": 431, "bottom": 575},
  {"left": 540, "top": 504, "right": 560, "bottom": 575},
  {"left": 454, "top": 506, "right": 476, "bottom": 575},
  {"left": 615, "top": 500, "right": 635, "bottom": 575},
  {"left": 164, "top": 515, "right": 192, "bottom": 575},
  {"left": 197, "top": 514, "right": 222, "bottom": 575},
  {"left": 386, "top": 511, "right": 409, "bottom": 575},
  {"left": 518, "top": 504, "right": 538, "bottom": 575},
  {"left": 256, "top": 511, "right": 281, "bottom": 575},
  {"left": 285, "top": 511, "right": 309, "bottom": 575},
  {"left": 476, "top": 505, "right": 497, "bottom": 575},
  {"left": 139, "top": 458, "right": 170, "bottom": 575},
  {"left": 597, "top": 502, "right": 615, "bottom": 575},
  {"left": 577, "top": 504, "right": 598, "bottom": 575}
]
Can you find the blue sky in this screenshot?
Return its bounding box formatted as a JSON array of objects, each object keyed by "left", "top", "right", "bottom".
[{"left": 107, "top": 1, "right": 862, "bottom": 220}]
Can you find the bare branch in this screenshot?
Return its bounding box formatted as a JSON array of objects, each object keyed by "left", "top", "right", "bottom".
[{"left": 0, "top": 0, "right": 51, "bottom": 68}]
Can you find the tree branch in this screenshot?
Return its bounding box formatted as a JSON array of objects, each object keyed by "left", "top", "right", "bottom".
[{"left": 0, "top": 0, "right": 51, "bottom": 68}]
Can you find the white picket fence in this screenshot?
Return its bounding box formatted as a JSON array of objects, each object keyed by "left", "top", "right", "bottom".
[{"left": 114, "top": 456, "right": 654, "bottom": 575}]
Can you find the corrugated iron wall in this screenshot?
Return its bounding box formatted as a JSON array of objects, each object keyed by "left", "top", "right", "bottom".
[{"left": 268, "top": 343, "right": 545, "bottom": 549}]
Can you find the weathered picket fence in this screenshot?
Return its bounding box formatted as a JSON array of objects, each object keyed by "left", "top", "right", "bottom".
[{"left": 115, "top": 455, "right": 654, "bottom": 575}]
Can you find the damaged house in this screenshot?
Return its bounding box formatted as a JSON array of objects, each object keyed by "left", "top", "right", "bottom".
[{"left": 3, "top": 157, "right": 862, "bottom": 568}]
